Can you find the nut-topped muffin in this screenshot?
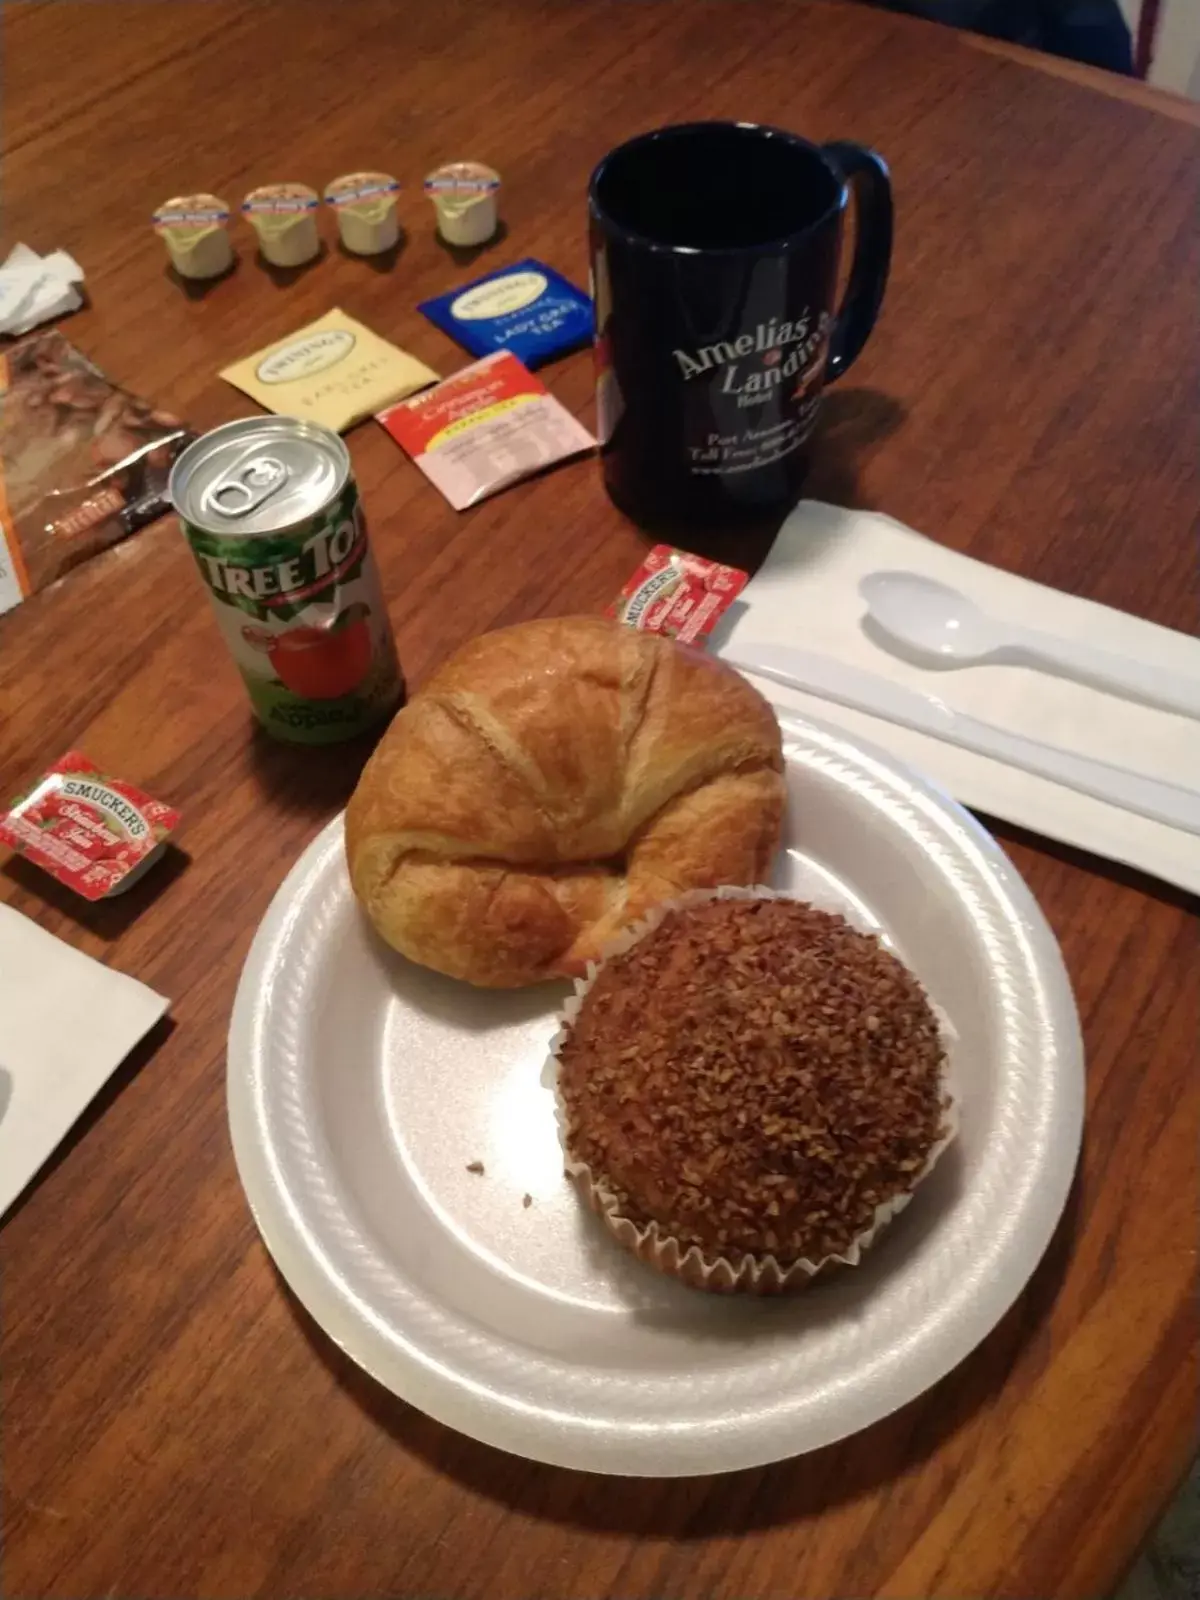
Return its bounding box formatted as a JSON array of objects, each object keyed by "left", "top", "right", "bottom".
[{"left": 553, "top": 893, "right": 953, "bottom": 1292}]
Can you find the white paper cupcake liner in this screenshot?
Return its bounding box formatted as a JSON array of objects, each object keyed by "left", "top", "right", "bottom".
[{"left": 544, "top": 884, "right": 960, "bottom": 1295}]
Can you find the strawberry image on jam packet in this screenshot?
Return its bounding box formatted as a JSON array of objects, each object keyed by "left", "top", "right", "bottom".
[
  {"left": 0, "top": 752, "right": 180, "bottom": 901},
  {"left": 608, "top": 545, "right": 749, "bottom": 647}
]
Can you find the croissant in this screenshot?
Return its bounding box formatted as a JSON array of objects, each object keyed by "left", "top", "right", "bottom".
[{"left": 344, "top": 616, "right": 785, "bottom": 986}]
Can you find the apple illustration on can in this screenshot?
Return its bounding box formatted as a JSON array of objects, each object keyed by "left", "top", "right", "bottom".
[{"left": 242, "top": 602, "right": 374, "bottom": 700}]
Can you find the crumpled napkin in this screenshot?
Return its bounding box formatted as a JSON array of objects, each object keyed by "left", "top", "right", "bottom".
[
  {"left": 0, "top": 243, "right": 85, "bottom": 336},
  {"left": 0, "top": 903, "right": 168, "bottom": 1221}
]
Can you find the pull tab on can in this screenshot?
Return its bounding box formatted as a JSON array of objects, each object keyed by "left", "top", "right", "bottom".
[{"left": 203, "top": 454, "right": 288, "bottom": 520}]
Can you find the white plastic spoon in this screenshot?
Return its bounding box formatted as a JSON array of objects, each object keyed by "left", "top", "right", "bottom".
[{"left": 859, "top": 571, "right": 1200, "bottom": 720}]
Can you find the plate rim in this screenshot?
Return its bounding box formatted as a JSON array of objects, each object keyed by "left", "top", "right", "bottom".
[{"left": 227, "top": 709, "right": 1084, "bottom": 1474}]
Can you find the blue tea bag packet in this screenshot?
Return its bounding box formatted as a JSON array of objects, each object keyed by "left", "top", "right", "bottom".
[{"left": 419, "top": 259, "right": 594, "bottom": 367}]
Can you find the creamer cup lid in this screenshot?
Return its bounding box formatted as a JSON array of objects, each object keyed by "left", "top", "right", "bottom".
[
  {"left": 424, "top": 161, "right": 501, "bottom": 200},
  {"left": 325, "top": 171, "right": 400, "bottom": 208},
  {"left": 242, "top": 183, "right": 320, "bottom": 217},
  {"left": 153, "top": 193, "right": 230, "bottom": 233}
]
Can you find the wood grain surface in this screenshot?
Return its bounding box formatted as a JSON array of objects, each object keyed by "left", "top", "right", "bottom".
[{"left": 2, "top": 3, "right": 1198, "bottom": 1597}]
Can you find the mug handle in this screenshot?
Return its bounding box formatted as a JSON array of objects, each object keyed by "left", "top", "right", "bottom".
[{"left": 821, "top": 141, "right": 893, "bottom": 383}]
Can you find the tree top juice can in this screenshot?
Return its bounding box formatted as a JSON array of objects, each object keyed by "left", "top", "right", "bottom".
[{"left": 169, "top": 417, "right": 403, "bottom": 744}]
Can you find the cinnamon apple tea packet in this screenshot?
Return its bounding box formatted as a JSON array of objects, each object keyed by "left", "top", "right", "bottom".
[{"left": 377, "top": 351, "right": 594, "bottom": 510}]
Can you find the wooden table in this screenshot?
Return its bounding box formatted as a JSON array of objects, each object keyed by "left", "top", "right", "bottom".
[{"left": 3, "top": 3, "right": 1197, "bottom": 1596}]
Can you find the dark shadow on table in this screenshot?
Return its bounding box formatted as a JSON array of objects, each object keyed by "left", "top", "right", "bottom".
[
  {"left": 433, "top": 218, "right": 509, "bottom": 270},
  {"left": 254, "top": 241, "right": 328, "bottom": 288},
  {"left": 164, "top": 258, "right": 238, "bottom": 299},
  {"left": 246, "top": 722, "right": 388, "bottom": 818},
  {"left": 804, "top": 385, "right": 905, "bottom": 511},
  {"left": 612, "top": 386, "right": 906, "bottom": 576},
  {"left": 275, "top": 1159, "right": 1082, "bottom": 1538},
  {"left": 975, "top": 811, "right": 1200, "bottom": 917},
  {"left": 336, "top": 231, "right": 407, "bottom": 273},
  {"left": 1, "top": 844, "right": 191, "bottom": 943},
  {"left": 2, "top": 1014, "right": 175, "bottom": 1225}
]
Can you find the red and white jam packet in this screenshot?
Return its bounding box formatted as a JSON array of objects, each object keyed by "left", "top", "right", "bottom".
[
  {"left": 377, "top": 350, "right": 594, "bottom": 510},
  {"left": 0, "top": 752, "right": 180, "bottom": 901},
  {"left": 608, "top": 545, "right": 749, "bottom": 646}
]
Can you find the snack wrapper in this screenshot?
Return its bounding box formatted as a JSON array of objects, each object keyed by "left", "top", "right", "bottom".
[{"left": 0, "top": 331, "right": 191, "bottom": 615}]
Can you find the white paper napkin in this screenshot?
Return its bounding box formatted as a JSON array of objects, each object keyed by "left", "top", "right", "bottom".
[
  {"left": 0, "top": 903, "right": 168, "bottom": 1220},
  {"left": 719, "top": 502, "right": 1200, "bottom": 895},
  {"left": 0, "top": 242, "right": 85, "bottom": 336}
]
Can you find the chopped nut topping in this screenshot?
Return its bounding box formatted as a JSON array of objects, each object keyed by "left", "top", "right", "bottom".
[
  {"left": 466, "top": 1160, "right": 485, "bottom": 1175},
  {"left": 557, "top": 899, "right": 948, "bottom": 1264}
]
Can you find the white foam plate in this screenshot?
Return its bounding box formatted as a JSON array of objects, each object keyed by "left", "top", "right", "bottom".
[{"left": 228, "top": 712, "right": 1083, "bottom": 1475}]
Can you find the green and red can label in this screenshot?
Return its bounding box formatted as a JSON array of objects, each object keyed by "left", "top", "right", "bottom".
[{"left": 183, "top": 481, "right": 402, "bottom": 744}]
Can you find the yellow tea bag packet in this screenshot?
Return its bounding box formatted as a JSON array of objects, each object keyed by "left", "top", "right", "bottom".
[{"left": 220, "top": 309, "right": 438, "bottom": 432}]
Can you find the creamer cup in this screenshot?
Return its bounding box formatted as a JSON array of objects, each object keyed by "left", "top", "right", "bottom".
[
  {"left": 424, "top": 161, "right": 500, "bottom": 247},
  {"left": 325, "top": 172, "right": 401, "bottom": 255},
  {"left": 242, "top": 183, "right": 321, "bottom": 267},
  {"left": 153, "top": 193, "right": 233, "bottom": 280}
]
